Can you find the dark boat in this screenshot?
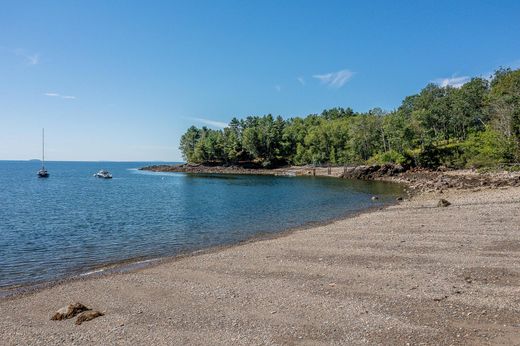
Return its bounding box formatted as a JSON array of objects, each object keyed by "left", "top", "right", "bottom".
[
  {"left": 37, "top": 128, "right": 49, "bottom": 178},
  {"left": 37, "top": 168, "right": 49, "bottom": 178}
]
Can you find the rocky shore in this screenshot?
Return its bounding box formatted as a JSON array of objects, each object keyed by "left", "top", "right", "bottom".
[
  {"left": 141, "top": 163, "right": 520, "bottom": 194},
  {"left": 140, "top": 163, "right": 278, "bottom": 176},
  {"left": 382, "top": 168, "right": 520, "bottom": 193}
]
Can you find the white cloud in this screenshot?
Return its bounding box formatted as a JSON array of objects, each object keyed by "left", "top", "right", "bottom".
[
  {"left": 313, "top": 69, "right": 354, "bottom": 88},
  {"left": 274, "top": 85, "right": 281, "bottom": 92},
  {"left": 44, "top": 92, "right": 77, "bottom": 100},
  {"left": 434, "top": 76, "right": 470, "bottom": 88},
  {"left": 192, "top": 118, "right": 228, "bottom": 129},
  {"left": 297, "top": 77, "right": 305, "bottom": 86}
]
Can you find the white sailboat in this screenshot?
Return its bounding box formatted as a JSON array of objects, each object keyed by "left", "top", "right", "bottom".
[{"left": 37, "top": 128, "right": 49, "bottom": 178}]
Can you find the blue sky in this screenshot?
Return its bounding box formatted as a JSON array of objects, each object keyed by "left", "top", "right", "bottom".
[{"left": 1, "top": 1, "right": 519, "bottom": 161}]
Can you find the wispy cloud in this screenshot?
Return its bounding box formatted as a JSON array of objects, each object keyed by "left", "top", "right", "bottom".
[
  {"left": 27, "top": 53, "right": 39, "bottom": 65},
  {"left": 12, "top": 48, "right": 40, "bottom": 65},
  {"left": 191, "top": 117, "right": 228, "bottom": 129},
  {"left": 44, "top": 92, "right": 77, "bottom": 100},
  {"left": 313, "top": 69, "right": 354, "bottom": 88},
  {"left": 434, "top": 75, "right": 470, "bottom": 88},
  {"left": 297, "top": 77, "right": 305, "bottom": 86},
  {"left": 274, "top": 85, "right": 281, "bottom": 92}
]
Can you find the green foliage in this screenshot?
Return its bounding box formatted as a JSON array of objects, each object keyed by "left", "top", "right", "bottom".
[
  {"left": 462, "top": 128, "right": 514, "bottom": 168},
  {"left": 178, "top": 68, "right": 520, "bottom": 169},
  {"left": 179, "top": 126, "right": 200, "bottom": 162},
  {"left": 487, "top": 68, "right": 520, "bottom": 161},
  {"left": 368, "top": 150, "right": 408, "bottom": 166}
]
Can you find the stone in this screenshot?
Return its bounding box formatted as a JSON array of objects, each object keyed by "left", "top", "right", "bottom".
[
  {"left": 75, "top": 311, "right": 104, "bottom": 325},
  {"left": 433, "top": 295, "right": 448, "bottom": 302},
  {"left": 437, "top": 199, "right": 451, "bottom": 207}
]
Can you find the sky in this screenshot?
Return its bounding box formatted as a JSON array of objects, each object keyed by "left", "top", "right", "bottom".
[{"left": 1, "top": 1, "right": 519, "bottom": 161}]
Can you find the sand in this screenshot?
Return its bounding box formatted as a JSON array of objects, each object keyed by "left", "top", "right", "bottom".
[{"left": 1, "top": 187, "right": 520, "bottom": 345}]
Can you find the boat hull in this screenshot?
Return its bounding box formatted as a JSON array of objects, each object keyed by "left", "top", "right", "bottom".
[
  {"left": 38, "top": 168, "right": 49, "bottom": 178},
  {"left": 95, "top": 175, "right": 112, "bottom": 179}
]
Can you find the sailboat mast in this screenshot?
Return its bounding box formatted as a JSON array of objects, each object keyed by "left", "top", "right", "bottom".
[{"left": 42, "top": 128, "right": 45, "bottom": 167}]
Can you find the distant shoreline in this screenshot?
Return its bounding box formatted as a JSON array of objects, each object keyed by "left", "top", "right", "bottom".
[
  {"left": 140, "top": 163, "right": 520, "bottom": 193},
  {"left": 140, "top": 163, "right": 346, "bottom": 178}
]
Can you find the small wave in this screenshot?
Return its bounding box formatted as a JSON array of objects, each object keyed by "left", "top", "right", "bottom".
[{"left": 79, "top": 268, "right": 105, "bottom": 277}]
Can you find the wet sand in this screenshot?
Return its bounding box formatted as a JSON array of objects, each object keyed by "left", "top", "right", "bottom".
[{"left": 1, "top": 187, "right": 520, "bottom": 345}]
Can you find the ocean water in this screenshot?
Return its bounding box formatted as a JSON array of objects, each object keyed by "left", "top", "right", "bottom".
[{"left": 0, "top": 161, "right": 404, "bottom": 292}]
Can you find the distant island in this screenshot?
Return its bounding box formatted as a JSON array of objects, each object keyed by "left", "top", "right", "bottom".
[{"left": 176, "top": 68, "right": 520, "bottom": 171}]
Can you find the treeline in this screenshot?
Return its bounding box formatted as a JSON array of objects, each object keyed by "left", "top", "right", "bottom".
[{"left": 180, "top": 68, "right": 520, "bottom": 169}]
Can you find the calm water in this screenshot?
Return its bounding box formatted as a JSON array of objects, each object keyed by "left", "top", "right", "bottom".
[{"left": 0, "top": 161, "right": 404, "bottom": 291}]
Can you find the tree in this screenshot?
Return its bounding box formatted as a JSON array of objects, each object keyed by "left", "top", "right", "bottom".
[
  {"left": 488, "top": 68, "right": 520, "bottom": 161},
  {"left": 179, "top": 126, "right": 201, "bottom": 162},
  {"left": 177, "top": 68, "right": 520, "bottom": 169}
]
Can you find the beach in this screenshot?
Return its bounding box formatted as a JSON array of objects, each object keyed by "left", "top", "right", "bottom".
[{"left": 1, "top": 186, "right": 520, "bottom": 345}]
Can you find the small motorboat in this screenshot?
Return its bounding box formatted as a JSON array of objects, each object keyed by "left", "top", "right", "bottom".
[{"left": 94, "top": 170, "right": 113, "bottom": 179}]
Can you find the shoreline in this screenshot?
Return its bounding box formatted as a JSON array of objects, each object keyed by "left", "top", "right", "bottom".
[
  {"left": 0, "top": 166, "right": 410, "bottom": 298},
  {"left": 141, "top": 163, "right": 520, "bottom": 192},
  {"left": 2, "top": 186, "right": 519, "bottom": 344},
  {"left": 4, "top": 164, "right": 518, "bottom": 298},
  {"left": 0, "top": 191, "right": 400, "bottom": 300},
  {"left": 2, "top": 186, "right": 520, "bottom": 344},
  {"left": 140, "top": 163, "right": 349, "bottom": 178}
]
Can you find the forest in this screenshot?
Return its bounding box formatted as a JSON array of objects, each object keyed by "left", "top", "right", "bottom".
[{"left": 179, "top": 68, "right": 520, "bottom": 169}]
